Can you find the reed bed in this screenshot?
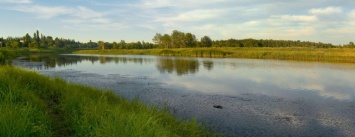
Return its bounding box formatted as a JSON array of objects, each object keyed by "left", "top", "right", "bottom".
[{"left": 74, "top": 47, "right": 355, "bottom": 63}]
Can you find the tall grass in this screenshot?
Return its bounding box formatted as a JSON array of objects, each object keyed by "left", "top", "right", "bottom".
[
  {"left": 74, "top": 47, "right": 355, "bottom": 63},
  {"left": 0, "top": 66, "right": 215, "bottom": 137},
  {"left": 0, "top": 67, "right": 53, "bottom": 137},
  {"left": 0, "top": 48, "right": 26, "bottom": 64}
]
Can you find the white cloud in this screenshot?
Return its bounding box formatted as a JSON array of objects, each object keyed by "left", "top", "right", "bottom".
[
  {"left": 156, "top": 9, "right": 227, "bottom": 23},
  {"left": 0, "top": 0, "right": 31, "bottom": 4},
  {"left": 349, "top": 10, "right": 355, "bottom": 18},
  {"left": 140, "top": 0, "right": 173, "bottom": 8},
  {"left": 309, "top": 7, "right": 342, "bottom": 15},
  {"left": 347, "top": 10, "right": 355, "bottom": 27},
  {"left": 63, "top": 22, "right": 129, "bottom": 31},
  {"left": 277, "top": 15, "right": 318, "bottom": 22},
  {"left": 326, "top": 29, "right": 354, "bottom": 34},
  {"left": 74, "top": 6, "right": 103, "bottom": 19},
  {"left": 266, "top": 15, "right": 317, "bottom": 29},
  {"left": 285, "top": 27, "right": 315, "bottom": 36},
  {"left": 243, "top": 20, "right": 261, "bottom": 26},
  {"left": 63, "top": 18, "right": 111, "bottom": 24},
  {"left": 10, "top": 4, "right": 126, "bottom": 31},
  {"left": 139, "top": 0, "right": 228, "bottom": 8},
  {"left": 13, "top": 5, "right": 72, "bottom": 19},
  {"left": 12, "top": 5, "right": 106, "bottom": 20}
]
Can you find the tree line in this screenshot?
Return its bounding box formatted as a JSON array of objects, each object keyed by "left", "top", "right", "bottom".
[
  {"left": 96, "top": 40, "right": 155, "bottom": 50},
  {"left": 0, "top": 30, "right": 82, "bottom": 49},
  {"left": 0, "top": 30, "right": 354, "bottom": 49},
  {"left": 152, "top": 30, "right": 213, "bottom": 48},
  {"left": 213, "top": 39, "right": 337, "bottom": 48}
]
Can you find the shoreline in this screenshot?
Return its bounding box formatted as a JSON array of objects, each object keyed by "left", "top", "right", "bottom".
[
  {"left": 73, "top": 47, "right": 355, "bottom": 63},
  {"left": 35, "top": 68, "right": 355, "bottom": 137}
]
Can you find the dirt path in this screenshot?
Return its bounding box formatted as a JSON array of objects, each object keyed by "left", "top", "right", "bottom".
[{"left": 41, "top": 91, "right": 72, "bottom": 137}]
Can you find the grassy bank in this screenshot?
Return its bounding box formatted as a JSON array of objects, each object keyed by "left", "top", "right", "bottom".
[
  {"left": 74, "top": 47, "right": 355, "bottom": 63},
  {"left": 0, "top": 48, "right": 26, "bottom": 64},
  {"left": 0, "top": 48, "right": 74, "bottom": 64},
  {"left": 28, "top": 48, "right": 75, "bottom": 54},
  {"left": 0, "top": 66, "right": 215, "bottom": 137}
]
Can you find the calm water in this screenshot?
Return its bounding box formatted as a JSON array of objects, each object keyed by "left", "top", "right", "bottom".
[{"left": 19, "top": 54, "right": 355, "bottom": 102}]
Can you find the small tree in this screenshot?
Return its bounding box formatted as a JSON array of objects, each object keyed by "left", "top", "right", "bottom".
[
  {"left": 349, "top": 42, "right": 355, "bottom": 48},
  {"left": 200, "top": 36, "right": 212, "bottom": 47},
  {"left": 98, "top": 41, "right": 105, "bottom": 50},
  {"left": 152, "top": 33, "right": 162, "bottom": 45},
  {"left": 185, "top": 33, "right": 197, "bottom": 48},
  {"left": 161, "top": 34, "right": 172, "bottom": 48},
  {"left": 11, "top": 41, "right": 20, "bottom": 48},
  {"left": 29, "top": 41, "right": 38, "bottom": 49},
  {"left": 119, "top": 40, "right": 126, "bottom": 49},
  {"left": 112, "top": 42, "right": 118, "bottom": 49}
]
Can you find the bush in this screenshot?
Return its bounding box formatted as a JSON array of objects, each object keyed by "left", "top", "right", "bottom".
[{"left": 0, "top": 51, "right": 4, "bottom": 63}]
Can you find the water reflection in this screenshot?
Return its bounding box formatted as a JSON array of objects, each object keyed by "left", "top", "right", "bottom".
[
  {"left": 203, "top": 61, "right": 214, "bottom": 71},
  {"left": 14, "top": 54, "right": 355, "bottom": 102},
  {"left": 156, "top": 58, "right": 200, "bottom": 76},
  {"left": 20, "top": 54, "right": 156, "bottom": 69},
  {"left": 19, "top": 55, "right": 208, "bottom": 76}
]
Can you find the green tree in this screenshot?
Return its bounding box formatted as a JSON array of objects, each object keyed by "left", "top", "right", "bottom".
[
  {"left": 11, "top": 41, "right": 20, "bottom": 48},
  {"left": 29, "top": 41, "right": 38, "bottom": 49},
  {"left": 40, "top": 43, "right": 47, "bottom": 49},
  {"left": 348, "top": 42, "right": 355, "bottom": 48},
  {"left": 47, "top": 36, "right": 54, "bottom": 47},
  {"left": 36, "top": 30, "right": 40, "bottom": 43},
  {"left": 136, "top": 41, "right": 142, "bottom": 49},
  {"left": 105, "top": 42, "right": 112, "bottom": 49},
  {"left": 23, "top": 33, "right": 31, "bottom": 47},
  {"left": 171, "top": 30, "right": 186, "bottom": 48},
  {"left": 0, "top": 37, "right": 3, "bottom": 48},
  {"left": 112, "top": 42, "right": 118, "bottom": 49},
  {"left": 200, "top": 36, "right": 212, "bottom": 47},
  {"left": 6, "top": 41, "right": 11, "bottom": 48},
  {"left": 98, "top": 41, "right": 105, "bottom": 50},
  {"left": 160, "top": 34, "right": 172, "bottom": 48},
  {"left": 119, "top": 40, "right": 126, "bottom": 49},
  {"left": 185, "top": 33, "right": 197, "bottom": 48},
  {"left": 152, "top": 33, "right": 162, "bottom": 46}
]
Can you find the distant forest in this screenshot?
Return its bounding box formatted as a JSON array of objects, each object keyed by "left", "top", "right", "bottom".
[{"left": 0, "top": 30, "right": 354, "bottom": 49}]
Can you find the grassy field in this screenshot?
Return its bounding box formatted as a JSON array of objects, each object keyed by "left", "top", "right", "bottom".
[
  {"left": 0, "top": 48, "right": 216, "bottom": 137},
  {"left": 73, "top": 47, "right": 355, "bottom": 63}
]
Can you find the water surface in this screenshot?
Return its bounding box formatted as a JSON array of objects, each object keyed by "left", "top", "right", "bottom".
[{"left": 17, "top": 54, "right": 355, "bottom": 102}]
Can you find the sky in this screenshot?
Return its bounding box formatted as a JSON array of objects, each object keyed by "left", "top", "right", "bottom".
[{"left": 0, "top": 0, "right": 354, "bottom": 45}]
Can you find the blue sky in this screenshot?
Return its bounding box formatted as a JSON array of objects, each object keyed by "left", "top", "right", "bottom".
[{"left": 0, "top": 0, "right": 354, "bottom": 45}]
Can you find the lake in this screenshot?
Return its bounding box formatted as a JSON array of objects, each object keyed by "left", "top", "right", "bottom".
[
  {"left": 14, "top": 54, "right": 355, "bottom": 136},
  {"left": 18, "top": 54, "right": 355, "bottom": 101}
]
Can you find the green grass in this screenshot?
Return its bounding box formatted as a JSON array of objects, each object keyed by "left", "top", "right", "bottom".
[
  {"left": 0, "top": 67, "right": 53, "bottom": 136},
  {"left": 28, "top": 48, "right": 75, "bottom": 54},
  {"left": 0, "top": 48, "right": 26, "bottom": 64},
  {"left": 0, "top": 66, "right": 215, "bottom": 137},
  {"left": 73, "top": 47, "right": 355, "bottom": 63}
]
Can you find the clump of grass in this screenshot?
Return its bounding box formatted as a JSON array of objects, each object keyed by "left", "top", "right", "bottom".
[
  {"left": 0, "top": 66, "right": 215, "bottom": 137},
  {"left": 59, "top": 77, "right": 214, "bottom": 136},
  {"left": 0, "top": 48, "right": 25, "bottom": 64}
]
